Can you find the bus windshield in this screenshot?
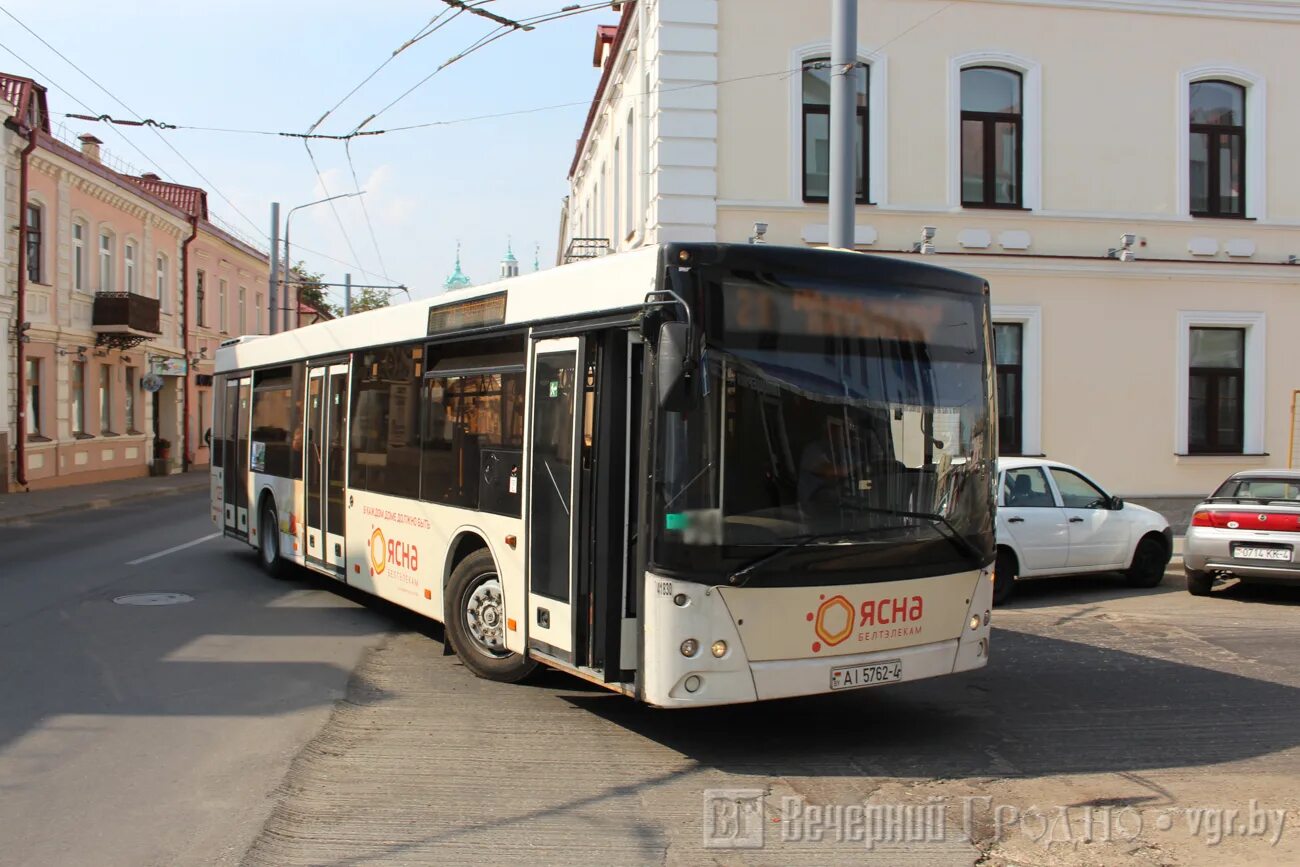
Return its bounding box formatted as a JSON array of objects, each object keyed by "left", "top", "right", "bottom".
[{"left": 652, "top": 270, "right": 996, "bottom": 586}]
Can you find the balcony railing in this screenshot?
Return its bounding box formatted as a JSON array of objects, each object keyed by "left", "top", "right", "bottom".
[
  {"left": 563, "top": 237, "right": 610, "bottom": 264},
  {"left": 93, "top": 292, "right": 161, "bottom": 349}
]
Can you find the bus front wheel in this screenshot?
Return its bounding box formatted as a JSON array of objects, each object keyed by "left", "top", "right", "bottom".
[
  {"left": 258, "top": 502, "right": 290, "bottom": 579},
  {"left": 446, "top": 549, "right": 537, "bottom": 683}
]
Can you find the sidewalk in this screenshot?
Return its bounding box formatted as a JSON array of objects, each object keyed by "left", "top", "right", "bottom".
[{"left": 0, "top": 471, "right": 209, "bottom": 525}]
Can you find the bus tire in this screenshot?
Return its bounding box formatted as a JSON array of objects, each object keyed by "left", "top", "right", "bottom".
[
  {"left": 258, "top": 501, "right": 290, "bottom": 579},
  {"left": 446, "top": 549, "right": 536, "bottom": 683},
  {"left": 993, "top": 548, "right": 1017, "bottom": 606}
]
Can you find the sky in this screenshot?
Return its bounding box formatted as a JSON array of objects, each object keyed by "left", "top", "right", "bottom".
[{"left": 1, "top": 0, "right": 614, "bottom": 308}]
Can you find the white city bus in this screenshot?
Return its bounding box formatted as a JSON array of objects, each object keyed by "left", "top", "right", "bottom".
[{"left": 211, "top": 243, "right": 996, "bottom": 707}]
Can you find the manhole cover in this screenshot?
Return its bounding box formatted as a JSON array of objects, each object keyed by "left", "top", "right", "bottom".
[{"left": 113, "top": 593, "right": 194, "bottom": 606}]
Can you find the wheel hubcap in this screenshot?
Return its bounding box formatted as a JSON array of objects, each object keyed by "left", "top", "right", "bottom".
[{"left": 465, "top": 574, "right": 508, "bottom": 658}]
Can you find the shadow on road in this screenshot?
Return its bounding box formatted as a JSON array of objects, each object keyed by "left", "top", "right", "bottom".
[{"left": 562, "top": 625, "right": 1300, "bottom": 781}]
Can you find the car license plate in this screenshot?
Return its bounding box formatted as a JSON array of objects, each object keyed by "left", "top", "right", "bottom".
[
  {"left": 830, "top": 659, "right": 902, "bottom": 691},
  {"left": 1233, "top": 545, "right": 1292, "bottom": 561}
]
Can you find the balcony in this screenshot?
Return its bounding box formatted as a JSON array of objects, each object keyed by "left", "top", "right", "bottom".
[
  {"left": 93, "top": 292, "right": 161, "bottom": 350},
  {"left": 563, "top": 237, "right": 610, "bottom": 264}
]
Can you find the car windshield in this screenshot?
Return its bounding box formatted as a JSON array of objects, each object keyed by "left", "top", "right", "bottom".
[
  {"left": 651, "top": 269, "right": 996, "bottom": 586},
  {"left": 1210, "top": 477, "right": 1300, "bottom": 503}
]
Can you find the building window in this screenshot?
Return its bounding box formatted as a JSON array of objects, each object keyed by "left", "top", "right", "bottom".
[
  {"left": 73, "top": 222, "right": 86, "bottom": 291},
  {"left": 624, "top": 110, "right": 635, "bottom": 236},
  {"left": 801, "top": 58, "right": 868, "bottom": 203},
  {"left": 125, "top": 242, "right": 137, "bottom": 293},
  {"left": 196, "top": 270, "right": 207, "bottom": 327},
  {"left": 219, "top": 279, "right": 228, "bottom": 332},
  {"left": 1189, "top": 80, "right": 1245, "bottom": 218},
  {"left": 156, "top": 254, "right": 168, "bottom": 312},
  {"left": 961, "top": 66, "right": 1022, "bottom": 208},
  {"left": 612, "top": 139, "right": 621, "bottom": 244},
  {"left": 99, "top": 231, "right": 115, "bottom": 293},
  {"left": 993, "top": 323, "right": 1023, "bottom": 455},
  {"left": 238, "top": 287, "right": 247, "bottom": 333},
  {"left": 125, "top": 366, "right": 137, "bottom": 433},
  {"left": 26, "top": 203, "right": 43, "bottom": 284},
  {"left": 99, "top": 364, "right": 115, "bottom": 435},
  {"left": 25, "top": 358, "right": 42, "bottom": 438},
  {"left": 1188, "top": 327, "right": 1244, "bottom": 454},
  {"left": 71, "top": 361, "right": 86, "bottom": 435},
  {"left": 256, "top": 293, "right": 264, "bottom": 333}
]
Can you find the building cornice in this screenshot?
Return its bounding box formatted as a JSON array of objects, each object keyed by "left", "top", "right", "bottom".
[{"left": 976, "top": 0, "right": 1300, "bottom": 23}]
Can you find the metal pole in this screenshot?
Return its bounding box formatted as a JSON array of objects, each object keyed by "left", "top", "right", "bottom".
[
  {"left": 344, "top": 273, "right": 352, "bottom": 317},
  {"left": 282, "top": 217, "right": 291, "bottom": 334},
  {"left": 828, "top": 0, "right": 857, "bottom": 250},
  {"left": 268, "top": 202, "right": 280, "bottom": 334}
]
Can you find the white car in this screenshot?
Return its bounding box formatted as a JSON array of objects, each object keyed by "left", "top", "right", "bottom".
[{"left": 994, "top": 458, "right": 1173, "bottom": 604}]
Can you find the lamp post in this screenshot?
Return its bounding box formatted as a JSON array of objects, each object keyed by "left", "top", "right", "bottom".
[{"left": 282, "top": 191, "right": 365, "bottom": 332}]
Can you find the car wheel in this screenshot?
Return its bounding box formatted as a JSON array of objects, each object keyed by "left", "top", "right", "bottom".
[
  {"left": 993, "top": 548, "right": 1017, "bottom": 605},
  {"left": 446, "top": 549, "right": 537, "bottom": 683},
  {"left": 1185, "top": 568, "right": 1214, "bottom": 597},
  {"left": 1125, "top": 534, "right": 1168, "bottom": 588},
  {"left": 258, "top": 501, "right": 290, "bottom": 579}
]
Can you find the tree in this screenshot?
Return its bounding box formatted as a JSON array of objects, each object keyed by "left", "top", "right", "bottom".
[
  {"left": 350, "top": 286, "right": 391, "bottom": 314},
  {"left": 289, "top": 261, "right": 339, "bottom": 317}
]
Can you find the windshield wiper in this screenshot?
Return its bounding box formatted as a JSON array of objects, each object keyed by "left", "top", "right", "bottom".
[
  {"left": 839, "top": 503, "right": 986, "bottom": 568},
  {"left": 727, "top": 526, "right": 900, "bottom": 587}
]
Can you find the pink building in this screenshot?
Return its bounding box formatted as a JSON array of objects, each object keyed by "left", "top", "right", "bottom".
[{"left": 2, "top": 71, "right": 284, "bottom": 491}]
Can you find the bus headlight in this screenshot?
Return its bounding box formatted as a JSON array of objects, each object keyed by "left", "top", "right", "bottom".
[
  {"left": 969, "top": 615, "right": 981, "bottom": 631},
  {"left": 711, "top": 640, "right": 727, "bottom": 658},
  {"left": 680, "top": 638, "right": 700, "bottom": 657}
]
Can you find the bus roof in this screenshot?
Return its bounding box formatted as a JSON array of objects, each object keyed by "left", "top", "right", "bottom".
[{"left": 215, "top": 245, "right": 662, "bottom": 373}]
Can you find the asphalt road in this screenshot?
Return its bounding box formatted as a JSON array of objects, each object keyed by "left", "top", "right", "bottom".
[{"left": 2, "top": 492, "right": 1297, "bottom": 866}]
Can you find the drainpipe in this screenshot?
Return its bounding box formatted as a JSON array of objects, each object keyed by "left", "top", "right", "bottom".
[
  {"left": 14, "top": 125, "right": 38, "bottom": 489},
  {"left": 180, "top": 215, "right": 199, "bottom": 473}
]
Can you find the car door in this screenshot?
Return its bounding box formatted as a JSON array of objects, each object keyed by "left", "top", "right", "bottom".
[
  {"left": 999, "top": 465, "right": 1070, "bottom": 573},
  {"left": 1048, "top": 467, "right": 1129, "bottom": 569}
]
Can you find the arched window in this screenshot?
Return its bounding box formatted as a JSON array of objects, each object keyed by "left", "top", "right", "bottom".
[
  {"left": 802, "top": 58, "right": 868, "bottom": 203},
  {"left": 961, "top": 67, "right": 1022, "bottom": 208},
  {"left": 1189, "top": 80, "right": 1245, "bottom": 218},
  {"left": 72, "top": 220, "right": 87, "bottom": 292}
]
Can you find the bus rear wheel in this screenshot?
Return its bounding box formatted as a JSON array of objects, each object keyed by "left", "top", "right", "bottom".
[
  {"left": 258, "top": 502, "right": 290, "bottom": 579},
  {"left": 447, "top": 549, "right": 536, "bottom": 683}
]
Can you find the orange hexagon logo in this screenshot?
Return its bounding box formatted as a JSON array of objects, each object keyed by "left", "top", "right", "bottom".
[
  {"left": 814, "top": 595, "right": 854, "bottom": 648},
  {"left": 369, "top": 528, "right": 387, "bottom": 575}
]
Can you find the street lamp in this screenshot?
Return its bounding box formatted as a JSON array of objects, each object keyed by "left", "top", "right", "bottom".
[{"left": 282, "top": 191, "right": 365, "bottom": 332}]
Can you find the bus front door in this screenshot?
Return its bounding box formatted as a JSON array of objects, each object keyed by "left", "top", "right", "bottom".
[
  {"left": 222, "top": 375, "right": 250, "bottom": 539},
  {"left": 304, "top": 362, "right": 349, "bottom": 576},
  {"left": 527, "top": 337, "right": 581, "bottom": 661}
]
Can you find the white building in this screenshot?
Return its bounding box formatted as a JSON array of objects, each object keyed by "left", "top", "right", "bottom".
[{"left": 559, "top": 0, "right": 1300, "bottom": 505}]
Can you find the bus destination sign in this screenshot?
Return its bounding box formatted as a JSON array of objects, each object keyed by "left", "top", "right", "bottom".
[{"left": 427, "top": 292, "right": 507, "bottom": 336}]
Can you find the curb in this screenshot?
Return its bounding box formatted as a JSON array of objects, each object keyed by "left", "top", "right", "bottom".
[{"left": 0, "top": 480, "right": 209, "bottom": 526}]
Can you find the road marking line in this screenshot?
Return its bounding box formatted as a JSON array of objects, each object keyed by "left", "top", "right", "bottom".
[{"left": 126, "top": 532, "right": 222, "bottom": 566}]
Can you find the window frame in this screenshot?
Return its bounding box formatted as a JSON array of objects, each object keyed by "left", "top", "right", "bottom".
[
  {"left": 25, "top": 202, "right": 43, "bottom": 284},
  {"left": 960, "top": 66, "right": 1024, "bottom": 210},
  {"left": 73, "top": 221, "right": 87, "bottom": 292},
  {"left": 993, "top": 321, "right": 1024, "bottom": 455},
  {"left": 99, "top": 229, "right": 115, "bottom": 293},
  {"left": 25, "top": 357, "right": 42, "bottom": 439},
  {"left": 800, "top": 56, "right": 870, "bottom": 205},
  {"left": 98, "top": 363, "right": 116, "bottom": 436},
  {"left": 1175, "top": 311, "right": 1264, "bottom": 456},
  {"left": 1187, "top": 326, "right": 1245, "bottom": 454},
  {"left": 1178, "top": 65, "right": 1265, "bottom": 220},
  {"left": 196, "top": 269, "right": 207, "bottom": 328},
  {"left": 71, "top": 361, "right": 87, "bottom": 437},
  {"left": 125, "top": 365, "right": 138, "bottom": 434},
  {"left": 1000, "top": 465, "right": 1058, "bottom": 508},
  {"left": 219, "top": 278, "right": 229, "bottom": 333},
  {"left": 1048, "top": 467, "right": 1112, "bottom": 510},
  {"left": 124, "top": 241, "right": 138, "bottom": 294},
  {"left": 156, "top": 254, "right": 168, "bottom": 312},
  {"left": 1188, "top": 79, "right": 1246, "bottom": 219}
]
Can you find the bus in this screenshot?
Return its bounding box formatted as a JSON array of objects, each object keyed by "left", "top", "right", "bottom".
[{"left": 211, "top": 243, "right": 996, "bottom": 708}]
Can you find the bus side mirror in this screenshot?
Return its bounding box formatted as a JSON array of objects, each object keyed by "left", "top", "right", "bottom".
[{"left": 657, "top": 321, "right": 692, "bottom": 412}]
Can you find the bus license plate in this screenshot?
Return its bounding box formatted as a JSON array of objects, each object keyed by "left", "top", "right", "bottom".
[
  {"left": 830, "top": 660, "right": 902, "bottom": 691},
  {"left": 1233, "top": 545, "right": 1291, "bottom": 561}
]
